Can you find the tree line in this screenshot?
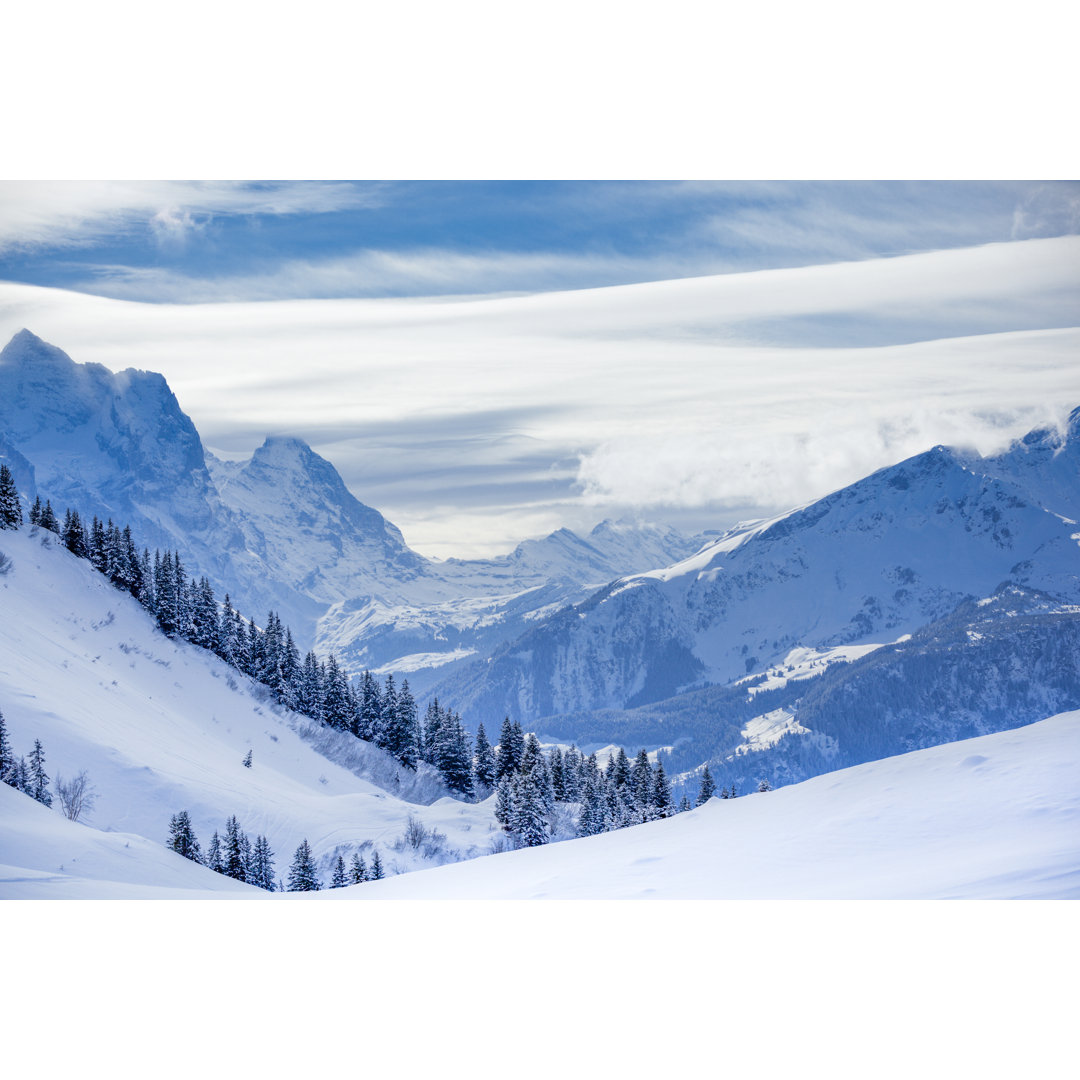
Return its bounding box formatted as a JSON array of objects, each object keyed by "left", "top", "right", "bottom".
[{"left": 168, "top": 808, "right": 386, "bottom": 892}]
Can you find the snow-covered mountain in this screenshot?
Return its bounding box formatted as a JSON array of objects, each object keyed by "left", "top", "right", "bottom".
[
  {"left": 432, "top": 411, "right": 1080, "bottom": 724},
  {"left": 0, "top": 330, "right": 699, "bottom": 682}
]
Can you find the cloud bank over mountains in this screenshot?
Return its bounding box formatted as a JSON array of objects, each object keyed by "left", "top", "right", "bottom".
[{"left": 0, "top": 182, "right": 1077, "bottom": 558}]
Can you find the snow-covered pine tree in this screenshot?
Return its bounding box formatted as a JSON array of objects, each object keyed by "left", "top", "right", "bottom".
[
  {"left": 223, "top": 815, "right": 247, "bottom": 881},
  {"left": 494, "top": 776, "right": 514, "bottom": 831},
  {"left": 651, "top": 760, "right": 674, "bottom": 819},
  {"left": 242, "top": 749, "right": 252, "bottom": 768},
  {"left": 0, "top": 464, "right": 22, "bottom": 529},
  {"left": 696, "top": 764, "right": 716, "bottom": 806},
  {"left": 331, "top": 855, "right": 347, "bottom": 888},
  {"left": 630, "top": 749, "right": 652, "bottom": 818},
  {"left": 190, "top": 578, "right": 219, "bottom": 651},
  {"left": 167, "top": 810, "right": 203, "bottom": 863},
  {"left": 0, "top": 707, "right": 13, "bottom": 785},
  {"left": 473, "top": 722, "right": 496, "bottom": 792},
  {"left": 757, "top": 779, "right": 772, "bottom": 793},
  {"left": 250, "top": 835, "right": 275, "bottom": 891},
  {"left": 370, "top": 850, "right": 384, "bottom": 880},
  {"left": 678, "top": 794, "right": 692, "bottom": 813},
  {"left": 287, "top": 839, "right": 321, "bottom": 891},
  {"left": 561, "top": 745, "right": 582, "bottom": 802},
  {"left": 207, "top": 830, "right": 224, "bottom": 874},
  {"left": 609, "top": 746, "right": 631, "bottom": 790},
  {"left": 28, "top": 739, "right": 52, "bottom": 806},
  {"left": 297, "top": 650, "right": 324, "bottom": 721},
  {"left": 38, "top": 499, "right": 58, "bottom": 533},
  {"left": 349, "top": 853, "right": 367, "bottom": 884},
  {"left": 280, "top": 627, "right": 301, "bottom": 711},
  {"left": 421, "top": 698, "right": 443, "bottom": 765},
  {"left": 89, "top": 517, "right": 106, "bottom": 572},
  {"left": 322, "top": 655, "right": 351, "bottom": 731},
  {"left": 510, "top": 772, "right": 549, "bottom": 847},
  {"left": 358, "top": 670, "right": 382, "bottom": 742},
  {"left": 61, "top": 508, "right": 87, "bottom": 556},
  {"left": 496, "top": 717, "right": 516, "bottom": 779},
  {"left": 435, "top": 712, "right": 475, "bottom": 796}
]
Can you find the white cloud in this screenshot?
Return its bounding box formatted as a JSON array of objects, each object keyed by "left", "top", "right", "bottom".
[
  {"left": 0, "top": 236, "right": 1077, "bottom": 557},
  {"left": 0, "top": 181, "right": 383, "bottom": 253}
]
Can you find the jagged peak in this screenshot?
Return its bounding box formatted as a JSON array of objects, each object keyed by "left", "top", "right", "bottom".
[{"left": 0, "top": 328, "right": 73, "bottom": 365}]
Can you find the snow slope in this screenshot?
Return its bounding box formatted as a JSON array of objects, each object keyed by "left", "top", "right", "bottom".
[
  {"left": 327, "top": 712, "right": 1080, "bottom": 900},
  {"left": 0, "top": 526, "right": 498, "bottom": 897}
]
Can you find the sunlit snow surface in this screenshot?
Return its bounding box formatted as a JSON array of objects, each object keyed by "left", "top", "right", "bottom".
[{"left": 335, "top": 712, "right": 1080, "bottom": 900}]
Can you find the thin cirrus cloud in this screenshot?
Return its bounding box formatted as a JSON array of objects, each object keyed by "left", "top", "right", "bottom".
[{"left": 0, "top": 180, "right": 385, "bottom": 253}]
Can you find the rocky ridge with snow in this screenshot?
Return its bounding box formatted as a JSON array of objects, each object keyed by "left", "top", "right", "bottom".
[{"left": 432, "top": 409, "right": 1080, "bottom": 724}]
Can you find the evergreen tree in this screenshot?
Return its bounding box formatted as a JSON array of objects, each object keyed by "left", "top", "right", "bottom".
[
  {"left": 331, "top": 855, "right": 348, "bottom": 888},
  {"left": 287, "top": 839, "right": 321, "bottom": 891},
  {"left": 494, "top": 776, "right": 514, "bottom": 831},
  {"left": 242, "top": 749, "right": 253, "bottom": 768},
  {"left": 0, "top": 464, "right": 22, "bottom": 529},
  {"left": 0, "top": 708, "right": 14, "bottom": 786},
  {"left": 29, "top": 495, "right": 42, "bottom": 526},
  {"left": 561, "top": 745, "right": 582, "bottom": 802},
  {"left": 280, "top": 627, "right": 301, "bottom": 711},
  {"left": 376, "top": 674, "right": 398, "bottom": 751},
  {"left": 421, "top": 699, "right": 442, "bottom": 765},
  {"left": 90, "top": 517, "right": 107, "bottom": 572},
  {"left": 370, "top": 850, "right": 384, "bottom": 880},
  {"left": 38, "top": 499, "right": 59, "bottom": 533},
  {"left": 223, "top": 815, "right": 247, "bottom": 881},
  {"left": 350, "top": 853, "right": 368, "bottom": 884},
  {"left": 510, "top": 772, "right": 549, "bottom": 847},
  {"left": 383, "top": 678, "right": 419, "bottom": 768},
  {"left": 630, "top": 749, "right": 652, "bottom": 817},
  {"left": 434, "top": 712, "right": 474, "bottom": 797},
  {"left": 678, "top": 794, "right": 692, "bottom": 813},
  {"left": 696, "top": 764, "right": 716, "bottom": 806},
  {"left": 473, "top": 722, "right": 496, "bottom": 791},
  {"left": 13, "top": 756, "right": 30, "bottom": 794},
  {"left": 28, "top": 739, "right": 52, "bottom": 806},
  {"left": 322, "top": 655, "right": 351, "bottom": 731},
  {"left": 207, "top": 830, "right": 224, "bottom": 874},
  {"left": 609, "top": 746, "right": 631, "bottom": 790},
  {"left": 757, "top": 779, "right": 772, "bottom": 793},
  {"left": 61, "top": 508, "right": 87, "bottom": 556},
  {"left": 297, "top": 650, "right": 324, "bottom": 721},
  {"left": 167, "top": 811, "right": 203, "bottom": 863},
  {"left": 358, "top": 670, "right": 382, "bottom": 742},
  {"left": 249, "top": 835, "right": 276, "bottom": 891},
  {"left": 577, "top": 774, "right": 606, "bottom": 837},
  {"left": 651, "top": 759, "right": 674, "bottom": 819}
]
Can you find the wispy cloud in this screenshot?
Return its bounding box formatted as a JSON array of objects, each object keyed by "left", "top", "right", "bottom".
[
  {"left": 1, "top": 237, "right": 1077, "bottom": 557},
  {"left": 0, "top": 181, "right": 385, "bottom": 253}
]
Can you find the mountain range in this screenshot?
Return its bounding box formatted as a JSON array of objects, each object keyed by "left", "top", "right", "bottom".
[{"left": 0, "top": 329, "right": 700, "bottom": 696}]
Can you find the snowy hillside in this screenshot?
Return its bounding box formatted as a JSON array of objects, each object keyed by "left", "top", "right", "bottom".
[
  {"left": 0, "top": 526, "right": 499, "bottom": 897},
  {"left": 323, "top": 712, "right": 1080, "bottom": 900},
  {"left": 434, "top": 411, "right": 1080, "bottom": 723}
]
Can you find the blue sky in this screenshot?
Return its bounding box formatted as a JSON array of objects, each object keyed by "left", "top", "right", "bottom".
[{"left": 1, "top": 180, "right": 1077, "bottom": 303}]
